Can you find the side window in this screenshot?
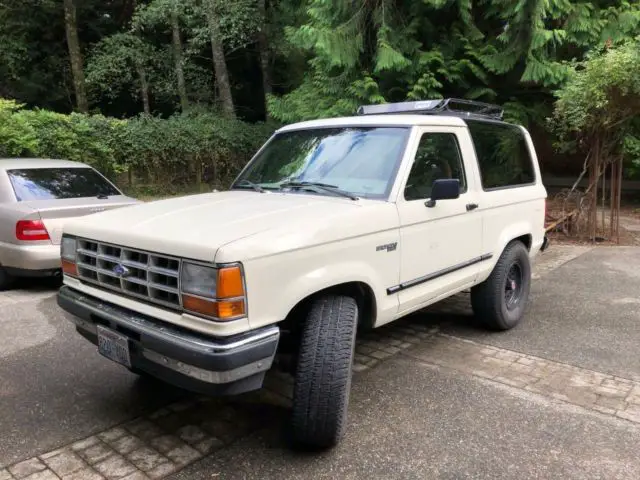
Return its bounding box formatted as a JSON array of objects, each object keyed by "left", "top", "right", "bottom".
[
  {"left": 466, "top": 120, "right": 535, "bottom": 189},
  {"left": 404, "top": 132, "right": 466, "bottom": 201}
]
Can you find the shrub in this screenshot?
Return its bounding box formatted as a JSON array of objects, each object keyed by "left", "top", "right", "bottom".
[{"left": 0, "top": 99, "right": 277, "bottom": 191}]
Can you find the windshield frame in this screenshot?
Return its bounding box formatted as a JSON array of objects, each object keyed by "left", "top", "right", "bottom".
[{"left": 231, "top": 124, "right": 412, "bottom": 201}]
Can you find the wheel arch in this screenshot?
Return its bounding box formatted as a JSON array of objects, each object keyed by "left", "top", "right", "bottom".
[
  {"left": 281, "top": 281, "right": 378, "bottom": 333},
  {"left": 476, "top": 228, "right": 533, "bottom": 285},
  {"left": 495, "top": 223, "right": 534, "bottom": 258},
  {"left": 511, "top": 233, "right": 532, "bottom": 251}
]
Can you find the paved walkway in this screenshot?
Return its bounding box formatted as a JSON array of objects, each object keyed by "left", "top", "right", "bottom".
[{"left": 4, "top": 245, "right": 640, "bottom": 479}]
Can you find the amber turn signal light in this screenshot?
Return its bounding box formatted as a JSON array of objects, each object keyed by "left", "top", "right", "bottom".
[
  {"left": 216, "top": 266, "right": 245, "bottom": 298},
  {"left": 183, "top": 294, "right": 245, "bottom": 320},
  {"left": 61, "top": 259, "right": 78, "bottom": 277}
]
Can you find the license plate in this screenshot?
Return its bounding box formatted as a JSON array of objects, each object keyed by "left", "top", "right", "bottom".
[{"left": 97, "top": 325, "right": 132, "bottom": 368}]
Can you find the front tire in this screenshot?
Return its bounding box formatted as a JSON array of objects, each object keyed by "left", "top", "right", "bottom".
[
  {"left": 291, "top": 295, "right": 358, "bottom": 449},
  {"left": 471, "top": 241, "right": 531, "bottom": 331}
]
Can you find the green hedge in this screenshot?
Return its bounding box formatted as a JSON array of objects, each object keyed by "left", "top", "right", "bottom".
[{"left": 0, "top": 99, "right": 277, "bottom": 194}]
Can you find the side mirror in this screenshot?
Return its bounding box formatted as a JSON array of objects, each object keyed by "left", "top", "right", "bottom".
[{"left": 425, "top": 179, "right": 460, "bottom": 208}]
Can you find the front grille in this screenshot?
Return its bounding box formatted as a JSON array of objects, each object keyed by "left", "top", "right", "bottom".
[{"left": 76, "top": 238, "right": 181, "bottom": 309}]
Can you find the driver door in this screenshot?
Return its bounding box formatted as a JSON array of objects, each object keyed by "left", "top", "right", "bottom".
[{"left": 395, "top": 127, "right": 484, "bottom": 314}]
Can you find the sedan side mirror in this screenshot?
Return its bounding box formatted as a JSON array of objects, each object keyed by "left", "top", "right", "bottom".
[{"left": 425, "top": 178, "right": 460, "bottom": 208}]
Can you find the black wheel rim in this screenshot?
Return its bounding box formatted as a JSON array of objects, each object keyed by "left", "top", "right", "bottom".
[{"left": 504, "top": 263, "right": 523, "bottom": 310}]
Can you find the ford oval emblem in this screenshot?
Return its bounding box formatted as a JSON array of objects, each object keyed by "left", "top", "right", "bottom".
[{"left": 113, "top": 264, "right": 130, "bottom": 278}]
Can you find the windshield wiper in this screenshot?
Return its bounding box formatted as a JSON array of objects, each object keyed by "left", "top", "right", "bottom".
[
  {"left": 96, "top": 194, "right": 109, "bottom": 199},
  {"left": 279, "top": 181, "right": 359, "bottom": 201},
  {"left": 234, "top": 180, "right": 267, "bottom": 193}
]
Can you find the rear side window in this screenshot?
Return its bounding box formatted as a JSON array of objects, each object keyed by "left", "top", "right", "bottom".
[
  {"left": 466, "top": 120, "right": 535, "bottom": 189},
  {"left": 7, "top": 168, "right": 121, "bottom": 201}
]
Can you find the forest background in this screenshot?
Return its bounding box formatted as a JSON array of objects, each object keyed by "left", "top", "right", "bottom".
[{"left": 0, "top": 0, "right": 638, "bottom": 198}]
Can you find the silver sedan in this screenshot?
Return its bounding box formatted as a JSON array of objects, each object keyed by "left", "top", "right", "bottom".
[{"left": 0, "top": 158, "right": 139, "bottom": 290}]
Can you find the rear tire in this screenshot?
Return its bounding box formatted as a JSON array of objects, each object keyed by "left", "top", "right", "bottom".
[
  {"left": 291, "top": 295, "right": 358, "bottom": 449},
  {"left": 0, "top": 267, "right": 15, "bottom": 291},
  {"left": 471, "top": 241, "right": 531, "bottom": 331}
]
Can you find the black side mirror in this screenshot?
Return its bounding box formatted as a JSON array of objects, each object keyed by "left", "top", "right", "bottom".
[{"left": 425, "top": 179, "right": 460, "bottom": 207}]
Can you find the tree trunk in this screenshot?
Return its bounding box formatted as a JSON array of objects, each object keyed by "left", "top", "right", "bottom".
[
  {"left": 615, "top": 155, "right": 623, "bottom": 244},
  {"left": 589, "top": 135, "right": 600, "bottom": 241},
  {"left": 170, "top": 9, "right": 189, "bottom": 111},
  {"left": 135, "top": 62, "right": 151, "bottom": 114},
  {"left": 63, "top": 0, "right": 89, "bottom": 113},
  {"left": 205, "top": 1, "right": 235, "bottom": 118},
  {"left": 257, "top": 0, "right": 272, "bottom": 116},
  {"left": 119, "top": 0, "right": 138, "bottom": 26}
]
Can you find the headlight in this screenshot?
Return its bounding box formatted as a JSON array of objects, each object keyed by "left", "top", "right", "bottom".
[
  {"left": 181, "top": 263, "right": 217, "bottom": 297},
  {"left": 180, "top": 262, "right": 246, "bottom": 321},
  {"left": 60, "top": 236, "right": 78, "bottom": 276},
  {"left": 60, "top": 236, "right": 77, "bottom": 261}
]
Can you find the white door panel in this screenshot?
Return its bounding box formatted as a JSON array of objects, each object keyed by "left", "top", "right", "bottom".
[
  {"left": 395, "top": 127, "right": 484, "bottom": 313},
  {"left": 396, "top": 195, "right": 483, "bottom": 311}
]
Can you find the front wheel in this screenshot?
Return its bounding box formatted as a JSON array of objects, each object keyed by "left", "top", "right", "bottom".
[
  {"left": 291, "top": 294, "right": 358, "bottom": 449},
  {"left": 471, "top": 241, "right": 531, "bottom": 331}
]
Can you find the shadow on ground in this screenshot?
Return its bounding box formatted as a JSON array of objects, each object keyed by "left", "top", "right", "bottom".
[{"left": 170, "top": 355, "right": 640, "bottom": 480}]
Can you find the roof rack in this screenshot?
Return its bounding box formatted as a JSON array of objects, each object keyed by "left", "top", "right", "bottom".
[{"left": 356, "top": 98, "right": 504, "bottom": 121}]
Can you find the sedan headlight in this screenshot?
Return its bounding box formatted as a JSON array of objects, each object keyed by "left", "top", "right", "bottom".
[
  {"left": 180, "top": 262, "right": 246, "bottom": 321},
  {"left": 60, "top": 236, "right": 78, "bottom": 276}
]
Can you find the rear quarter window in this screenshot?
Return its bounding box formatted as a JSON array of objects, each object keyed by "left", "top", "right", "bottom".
[
  {"left": 466, "top": 120, "right": 536, "bottom": 190},
  {"left": 7, "top": 167, "right": 121, "bottom": 201}
]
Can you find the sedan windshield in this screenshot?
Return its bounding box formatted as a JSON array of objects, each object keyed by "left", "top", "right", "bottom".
[
  {"left": 7, "top": 167, "right": 121, "bottom": 201},
  {"left": 232, "top": 126, "right": 410, "bottom": 200}
]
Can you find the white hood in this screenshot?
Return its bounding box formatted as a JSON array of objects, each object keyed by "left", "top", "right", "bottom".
[{"left": 63, "top": 191, "right": 393, "bottom": 262}]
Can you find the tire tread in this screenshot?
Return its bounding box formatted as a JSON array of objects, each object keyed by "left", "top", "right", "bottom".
[
  {"left": 471, "top": 241, "right": 531, "bottom": 331},
  {"left": 291, "top": 295, "right": 358, "bottom": 449}
]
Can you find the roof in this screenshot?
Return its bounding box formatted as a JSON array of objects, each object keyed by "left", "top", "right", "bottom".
[
  {"left": 277, "top": 114, "right": 468, "bottom": 133},
  {"left": 0, "top": 158, "right": 90, "bottom": 170}
]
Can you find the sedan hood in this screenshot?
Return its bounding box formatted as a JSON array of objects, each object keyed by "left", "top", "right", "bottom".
[{"left": 63, "top": 191, "right": 378, "bottom": 261}]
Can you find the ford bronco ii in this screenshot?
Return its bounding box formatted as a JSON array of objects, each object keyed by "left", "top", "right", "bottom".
[{"left": 57, "top": 98, "right": 548, "bottom": 449}]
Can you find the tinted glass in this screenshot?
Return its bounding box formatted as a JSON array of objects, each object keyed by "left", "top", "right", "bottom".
[
  {"left": 466, "top": 120, "right": 535, "bottom": 189},
  {"left": 404, "top": 132, "right": 466, "bottom": 201},
  {"left": 233, "top": 127, "right": 410, "bottom": 199},
  {"left": 7, "top": 167, "right": 121, "bottom": 201}
]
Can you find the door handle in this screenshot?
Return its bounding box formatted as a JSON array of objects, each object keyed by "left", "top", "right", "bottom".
[{"left": 466, "top": 203, "right": 479, "bottom": 211}]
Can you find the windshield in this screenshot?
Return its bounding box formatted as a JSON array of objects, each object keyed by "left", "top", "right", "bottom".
[
  {"left": 7, "top": 167, "right": 122, "bottom": 201},
  {"left": 232, "top": 126, "right": 410, "bottom": 200}
]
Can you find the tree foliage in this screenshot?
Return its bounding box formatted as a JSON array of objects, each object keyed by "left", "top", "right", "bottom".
[
  {"left": 551, "top": 36, "right": 640, "bottom": 169},
  {"left": 86, "top": 33, "right": 160, "bottom": 105},
  {"left": 268, "top": 0, "right": 640, "bottom": 123},
  {"left": 0, "top": 99, "right": 275, "bottom": 190},
  {"left": 0, "top": 0, "right": 639, "bottom": 183}
]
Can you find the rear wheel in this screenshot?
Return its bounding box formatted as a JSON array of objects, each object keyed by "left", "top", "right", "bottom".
[
  {"left": 471, "top": 241, "right": 531, "bottom": 331},
  {"left": 291, "top": 294, "right": 358, "bottom": 449},
  {"left": 0, "top": 267, "right": 15, "bottom": 291}
]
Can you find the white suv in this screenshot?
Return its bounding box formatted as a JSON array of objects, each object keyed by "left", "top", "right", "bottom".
[{"left": 57, "top": 99, "right": 548, "bottom": 449}]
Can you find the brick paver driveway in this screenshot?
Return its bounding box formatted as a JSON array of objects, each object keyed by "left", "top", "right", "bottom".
[{"left": 2, "top": 245, "right": 640, "bottom": 480}]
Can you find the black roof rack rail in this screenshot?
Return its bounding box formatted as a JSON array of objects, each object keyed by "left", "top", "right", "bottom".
[{"left": 356, "top": 98, "right": 504, "bottom": 121}]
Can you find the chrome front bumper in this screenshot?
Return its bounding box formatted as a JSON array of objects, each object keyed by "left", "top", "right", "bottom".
[{"left": 57, "top": 286, "right": 280, "bottom": 395}]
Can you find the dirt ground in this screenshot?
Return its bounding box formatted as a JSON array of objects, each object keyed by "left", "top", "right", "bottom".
[{"left": 545, "top": 194, "right": 640, "bottom": 247}]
